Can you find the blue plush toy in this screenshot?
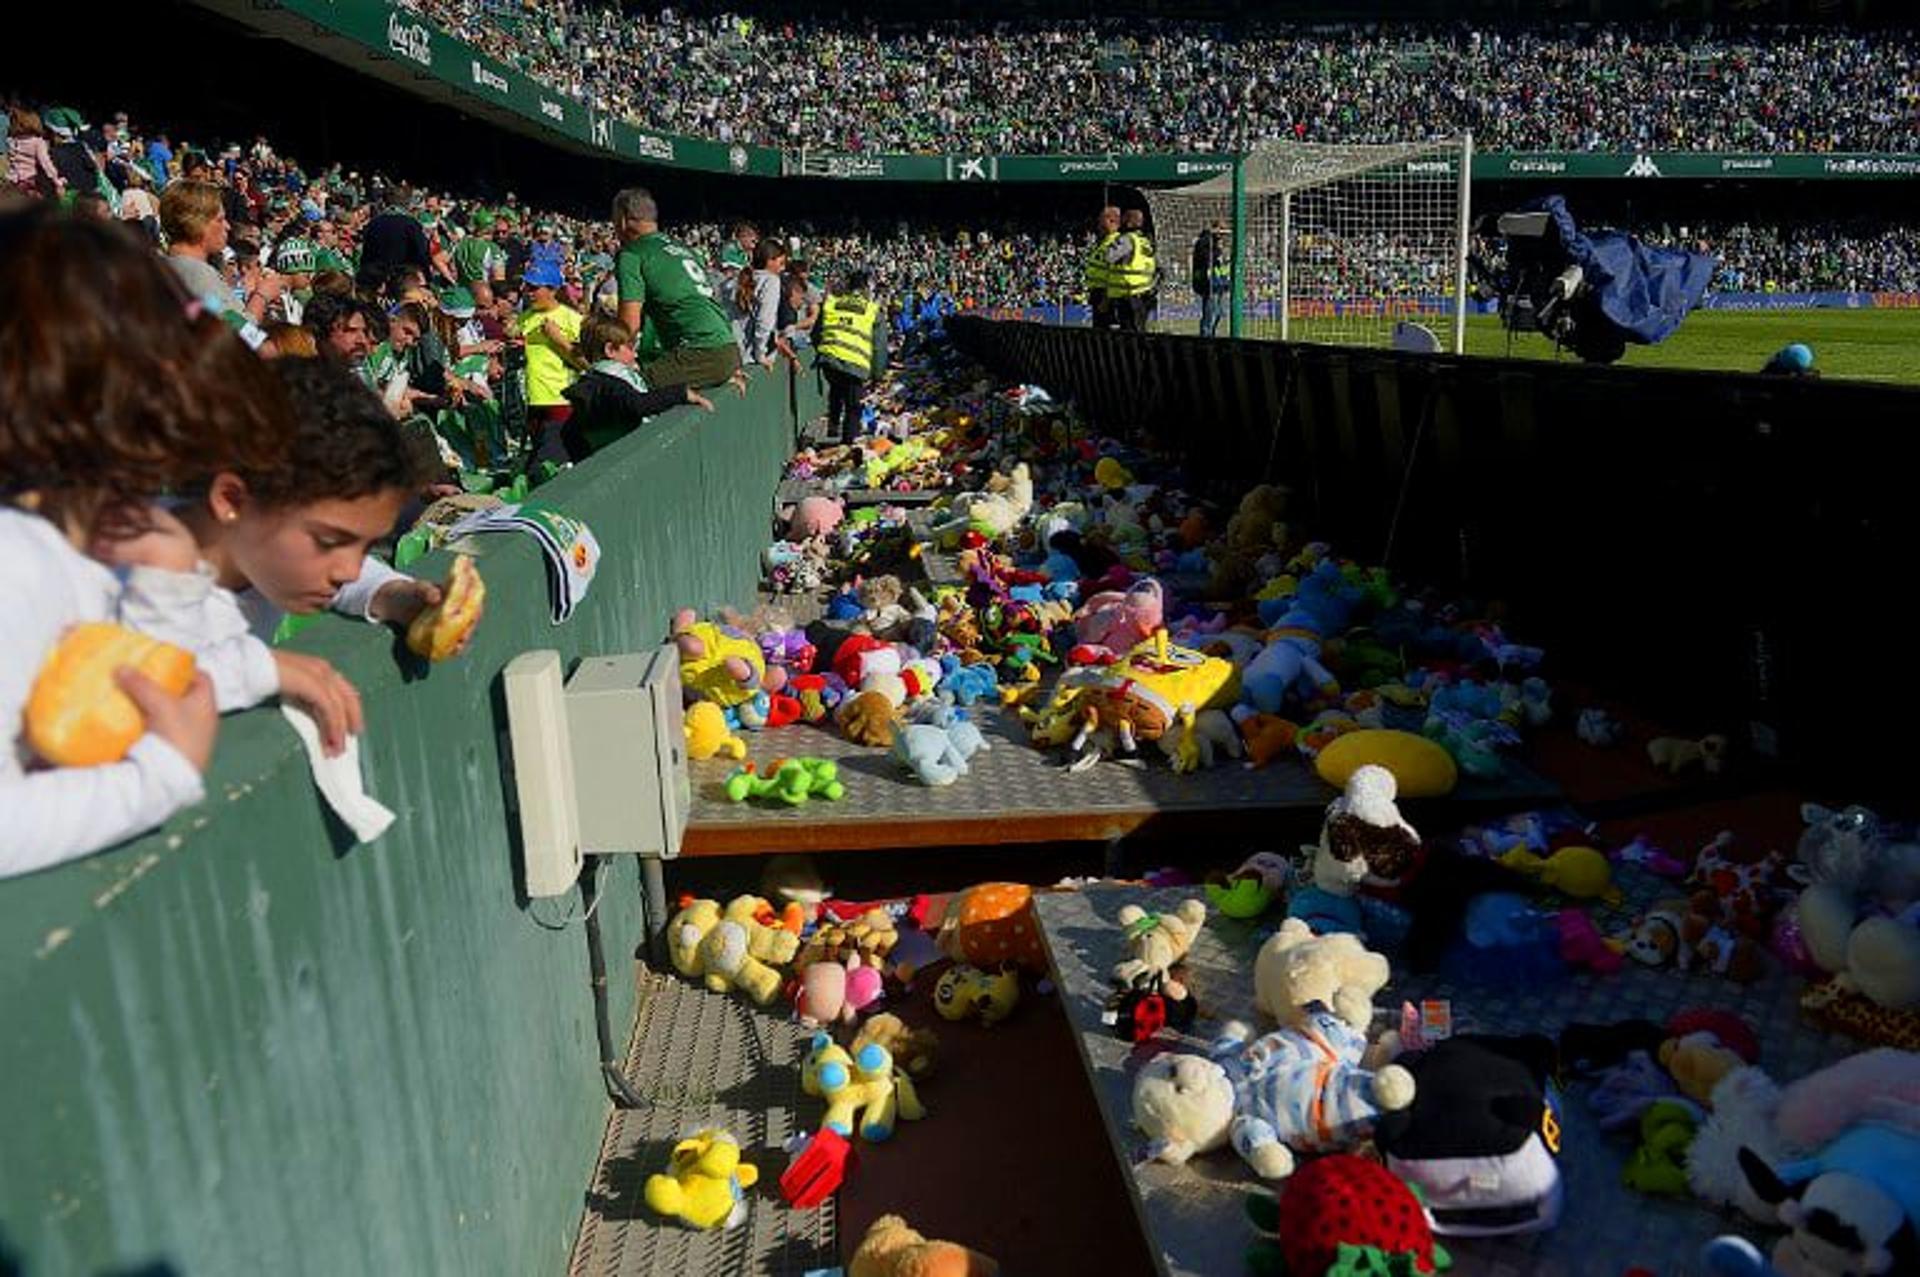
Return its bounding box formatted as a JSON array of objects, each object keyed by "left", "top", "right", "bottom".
[
  {"left": 1243, "top": 614, "right": 1339, "bottom": 715},
  {"left": 889, "top": 718, "right": 991, "bottom": 786},
  {"left": 937, "top": 655, "right": 999, "bottom": 707}
]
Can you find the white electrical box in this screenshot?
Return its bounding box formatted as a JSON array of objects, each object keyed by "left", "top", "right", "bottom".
[
  {"left": 502, "top": 650, "right": 584, "bottom": 898},
  {"left": 563, "top": 646, "right": 690, "bottom": 858}
]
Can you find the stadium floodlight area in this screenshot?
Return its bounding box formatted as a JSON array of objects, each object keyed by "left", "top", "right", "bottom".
[{"left": 1148, "top": 135, "right": 1472, "bottom": 352}]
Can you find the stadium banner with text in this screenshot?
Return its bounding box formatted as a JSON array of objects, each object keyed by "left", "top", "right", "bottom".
[
  {"left": 789, "top": 152, "right": 1238, "bottom": 182},
  {"left": 276, "top": 0, "right": 780, "bottom": 176},
  {"left": 1476, "top": 152, "right": 1920, "bottom": 180}
]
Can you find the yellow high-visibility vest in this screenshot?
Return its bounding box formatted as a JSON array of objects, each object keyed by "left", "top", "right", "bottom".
[
  {"left": 818, "top": 294, "right": 878, "bottom": 375},
  {"left": 1085, "top": 230, "right": 1119, "bottom": 294},
  {"left": 1110, "top": 232, "right": 1156, "bottom": 297}
]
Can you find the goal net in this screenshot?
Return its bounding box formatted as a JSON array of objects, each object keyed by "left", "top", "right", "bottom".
[{"left": 1146, "top": 136, "right": 1472, "bottom": 351}]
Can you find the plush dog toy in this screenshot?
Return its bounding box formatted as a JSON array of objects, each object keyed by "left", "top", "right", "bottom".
[
  {"left": 1132, "top": 1006, "right": 1414, "bottom": 1180},
  {"left": 1647, "top": 733, "right": 1729, "bottom": 775}
]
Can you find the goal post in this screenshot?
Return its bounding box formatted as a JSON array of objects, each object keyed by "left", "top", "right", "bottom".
[{"left": 1147, "top": 134, "right": 1473, "bottom": 352}]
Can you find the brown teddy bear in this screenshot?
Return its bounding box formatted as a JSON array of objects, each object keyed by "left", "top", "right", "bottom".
[
  {"left": 1208, "top": 484, "right": 1290, "bottom": 598},
  {"left": 854, "top": 1012, "right": 940, "bottom": 1079},
  {"left": 798, "top": 908, "right": 900, "bottom": 971},
  {"left": 849, "top": 1214, "right": 999, "bottom": 1277},
  {"left": 837, "top": 689, "right": 898, "bottom": 747}
]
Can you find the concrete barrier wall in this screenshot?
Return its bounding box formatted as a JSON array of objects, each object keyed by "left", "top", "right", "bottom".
[
  {"left": 949, "top": 317, "right": 1920, "bottom": 787},
  {"left": 0, "top": 367, "right": 819, "bottom": 1276}
]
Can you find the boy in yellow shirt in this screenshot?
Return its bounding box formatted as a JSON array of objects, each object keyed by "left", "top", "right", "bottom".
[{"left": 517, "top": 258, "right": 584, "bottom": 469}]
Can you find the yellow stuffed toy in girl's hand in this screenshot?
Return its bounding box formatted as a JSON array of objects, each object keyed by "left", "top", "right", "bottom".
[{"left": 670, "top": 607, "right": 768, "bottom": 708}]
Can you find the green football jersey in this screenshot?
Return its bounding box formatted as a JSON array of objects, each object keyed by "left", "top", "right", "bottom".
[{"left": 614, "top": 232, "right": 735, "bottom": 352}]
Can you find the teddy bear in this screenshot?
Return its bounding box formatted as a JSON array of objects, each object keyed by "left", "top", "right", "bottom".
[
  {"left": 1254, "top": 917, "right": 1393, "bottom": 1034},
  {"left": 1207, "top": 483, "right": 1290, "bottom": 598},
  {"left": 848, "top": 1214, "right": 1000, "bottom": 1277},
  {"left": 837, "top": 688, "right": 899, "bottom": 747},
  {"left": 1113, "top": 899, "right": 1207, "bottom": 990},
  {"left": 857, "top": 574, "right": 913, "bottom": 640},
  {"left": 666, "top": 896, "right": 800, "bottom": 1004},
  {"left": 934, "top": 461, "right": 1033, "bottom": 541},
  {"left": 1132, "top": 1005, "right": 1414, "bottom": 1180},
  {"left": 643, "top": 1127, "right": 759, "bottom": 1230},
  {"left": 854, "top": 1013, "right": 940, "bottom": 1080},
  {"left": 797, "top": 908, "right": 899, "bottom": 972},
  {"left": 890, "top": 717, "right": 989, "bottom": 787}
]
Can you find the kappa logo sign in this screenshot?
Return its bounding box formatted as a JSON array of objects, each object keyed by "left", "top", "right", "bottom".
[
  {"left": 386, "top": 13, "right": 433, "bottom": 68},
  {"left": 1625, "top": 154, "right": 1664, "bottom": 178}
]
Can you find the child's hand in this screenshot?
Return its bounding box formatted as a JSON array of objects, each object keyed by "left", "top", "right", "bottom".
[
  {"left": 272, "top": 651, "right": 364, "bottom": 756},
  {"left": 687, "top": 388, "right": 715, "bottom": 413},
  {"left": 729, "top": 369, "right": 750, "bottom": 397},
  {"left": 120, "top": 668, "right": 218, "bottom": 772},
  {"left": 371, "top": 576, "right": 483, "bottom": 657}
]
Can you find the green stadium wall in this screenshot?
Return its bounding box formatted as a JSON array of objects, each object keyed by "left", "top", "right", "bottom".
[{"left": 0, "top": 368, "right": 820, "bottom": 1276}]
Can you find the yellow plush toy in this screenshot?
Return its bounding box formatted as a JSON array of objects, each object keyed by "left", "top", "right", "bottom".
[
  {"left": 1314, "top": 729, "right": 1459, "bottom": 798},
  {"left": 670, "top": 608, "right": 767, "bottom": 708},
  {"left": 802, "top": 1033, "right": 924, "bottom": 1141},
  {"left": 1498, "top": 845, "right": 1622, "bottom": 904},
  {"left": 643, "top": 1128, "right": 758, "bottom": 1229},
  {"left": 684, "top": 701, "right": 746, "bottom": 761},
  {"left": 666, "top": 896, "right": 800, "bottom": 1004}
]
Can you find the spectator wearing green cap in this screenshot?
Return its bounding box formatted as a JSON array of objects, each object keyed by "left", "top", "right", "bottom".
[{"left": 453, "top": 209, "right": 505, "bottom": 308}]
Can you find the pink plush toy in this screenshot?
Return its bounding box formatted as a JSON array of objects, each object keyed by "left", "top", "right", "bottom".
[
  {"left": 796, "top": 956, "right": 885, "bottom": 1028},
  {"left": 1772, "top": 1047, "right": 1920, "bottom": 1152},
  {"left": 1558, "top": 909, "right": 1625, "bottom": 974},
  {"left": 788, "top": 495, "right": 845, "bottom": 540},
  {"left": 1075, "top": 577, "right": 1165, "bottom": 655}
]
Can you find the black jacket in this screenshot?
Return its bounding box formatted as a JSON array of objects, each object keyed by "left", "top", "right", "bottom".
[{"left": 558, "top": 367, "right": 693, "bottom": 461}]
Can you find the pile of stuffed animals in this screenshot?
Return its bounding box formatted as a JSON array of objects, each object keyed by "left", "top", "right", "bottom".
[{"left": 1116, "top": 760, "right": 1920, "bottom": 1276}]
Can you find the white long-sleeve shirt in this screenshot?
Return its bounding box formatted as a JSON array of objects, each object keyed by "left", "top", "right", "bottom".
[{"left": 0, "top": 508, "right": 204, "bottom": 880}]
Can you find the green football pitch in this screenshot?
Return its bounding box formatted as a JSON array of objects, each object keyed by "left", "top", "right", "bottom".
[{"left": 1156, "top": 309, "right": 1920, "bottom": 385}]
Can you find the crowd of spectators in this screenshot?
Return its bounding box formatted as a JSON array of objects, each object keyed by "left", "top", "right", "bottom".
[{"left": 400, "top": 3, "right": 1920, "bottom": 155}]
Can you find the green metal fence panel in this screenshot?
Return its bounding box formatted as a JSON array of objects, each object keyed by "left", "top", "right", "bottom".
[{"left": 0, "top": 368, "right": 821, "bottom": 1276}]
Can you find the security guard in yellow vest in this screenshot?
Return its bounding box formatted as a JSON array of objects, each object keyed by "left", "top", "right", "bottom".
[
  {"left": 1086, "top": 205, "right": 1122, "bottom": 330},
  {"left": 1111, "top": 208, "right": 1157, "bottom": 331},
  {"left": 813, "top": 269, "right": 887, "bottom": 444}
]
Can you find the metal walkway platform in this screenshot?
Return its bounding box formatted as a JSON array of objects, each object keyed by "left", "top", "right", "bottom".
[
  {"left": 682, "top": 703, "right": 1560, "bottom": 857},
  {"left": 569, "top": 969, "right": 835, "bottom": 1277},
  {"left": 1036, "top": 882, "right": 1858, "bottom": 1277}
]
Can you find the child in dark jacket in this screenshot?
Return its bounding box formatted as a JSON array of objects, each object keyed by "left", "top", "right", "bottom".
[{"left": 551, "top": 314, "right": 718, "bottom": 465}]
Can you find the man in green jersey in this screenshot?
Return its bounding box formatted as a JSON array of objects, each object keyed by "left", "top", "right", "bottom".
[
  {"left": 611, "top": 187, "right": 743, "bottom": 389},
  {"left": 451, "top": 208, "right": 505, "bottom": 308}
]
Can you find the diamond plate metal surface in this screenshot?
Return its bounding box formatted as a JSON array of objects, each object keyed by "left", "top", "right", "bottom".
[
  {"left": 685, "top": 705, "right": 1560, "bottom": 853},
  {"left": 569, "top": 969, "right": 835, "bottom": 1277},
  {"left": 1035, "top": 882, "right": 1857, "bottom": 1277}
]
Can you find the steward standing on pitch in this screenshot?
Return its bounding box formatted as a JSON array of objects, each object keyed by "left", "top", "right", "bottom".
[
  {"left": 1112, "top": 208, "right": 1157, "bottom": 331},
  {"left": 813, "top": 268, "right": 888, "bottom": 446},
  {"left": 1086, "top": 205, "right": 1123, "bottom": 329}
]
